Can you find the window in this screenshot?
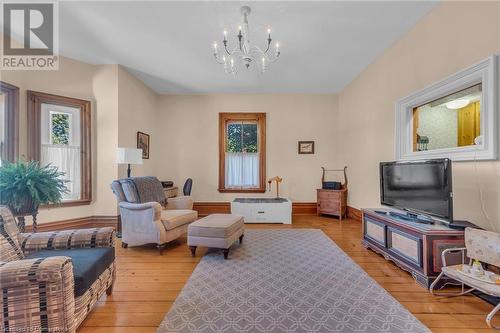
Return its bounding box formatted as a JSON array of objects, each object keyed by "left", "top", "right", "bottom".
[
  {"left": 28, "top": 91, "right": 91, "bottom": 206},
  {"left": 0, "top": 82, "right": 19, "bottom": 164},
  {"left": 219, "top": 113, "right": 266, "bottom": 192}
]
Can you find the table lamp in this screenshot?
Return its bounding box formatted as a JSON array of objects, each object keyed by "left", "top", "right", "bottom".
[{"left": 117, "top": 148, "right": 143, "bottom": 178}]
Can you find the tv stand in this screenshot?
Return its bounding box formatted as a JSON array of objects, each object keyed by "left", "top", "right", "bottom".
[
  {"left": 362, "top": 208, "right": 465, "bottom": 288},
  {"left": 387, "top": 211, "right": 434, "bottom": 225},
  {"left": 449, "top": 220, "right": 479, "bottom": 230}
]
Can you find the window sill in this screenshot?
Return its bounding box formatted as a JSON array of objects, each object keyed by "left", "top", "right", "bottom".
[
  {"left": 218, "top": 188, "right": 266, "bottom": 193},
  {"left": 41, "top": 199, "right": 92, "bottom": 209}
]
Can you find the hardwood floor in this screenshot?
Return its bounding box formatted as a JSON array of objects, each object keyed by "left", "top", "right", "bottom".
[{"left": 77, "top": 215, "right": 497, "bottom": 333}]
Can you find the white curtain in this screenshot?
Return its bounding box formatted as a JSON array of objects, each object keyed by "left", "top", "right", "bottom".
[
  {"left": 41, "top": 144, "right": 81, "bottom": 200},
  {"left": 225, "top": 152, "right": 259, "bottom": 188}
]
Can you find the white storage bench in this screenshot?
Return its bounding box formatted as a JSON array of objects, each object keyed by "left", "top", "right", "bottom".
[{"left": 230, "top": 198, "right": 292, "bottom": 224}]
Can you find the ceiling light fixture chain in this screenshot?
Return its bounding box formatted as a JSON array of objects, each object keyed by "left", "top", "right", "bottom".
[{"left": 213, "top": 6, "right": 281, "bottom": 74}]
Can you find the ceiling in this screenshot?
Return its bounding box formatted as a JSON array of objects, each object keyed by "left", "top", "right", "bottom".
[{"left": 58, "top": 1, "right": 438, "bottom": 94}]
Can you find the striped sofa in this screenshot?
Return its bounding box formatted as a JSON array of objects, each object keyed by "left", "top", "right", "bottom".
[{"left": 0, "top": 206, "right": 116, "bottom": 333}]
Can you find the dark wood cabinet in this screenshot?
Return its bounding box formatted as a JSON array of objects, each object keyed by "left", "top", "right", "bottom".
[
  {"left": 317, "top": 189, "right": 347, "bottom": 220},
  {"left": 362, "top": 208, "right": 465, "bottom": 288}
]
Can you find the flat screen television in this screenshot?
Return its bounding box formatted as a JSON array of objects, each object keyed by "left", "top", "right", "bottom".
[{"left": 380, "top": 159, "right": 453, "bottom": 221}]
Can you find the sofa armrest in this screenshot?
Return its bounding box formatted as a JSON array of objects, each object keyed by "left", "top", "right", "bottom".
[
  {"left": 118, "top": 202, "right": 164, "bottom": 245},
  {"left": 166, "top": 196, "right": 194, "bottom": 210},
  {"left": 0, "top": 257, "right": 76, "bottom": 332},
  {"left": 119, "top": 201, "right": 162, "bottom": 220},
  {"left": 19, "top": 227, "right": 116, "bottom": 255}
]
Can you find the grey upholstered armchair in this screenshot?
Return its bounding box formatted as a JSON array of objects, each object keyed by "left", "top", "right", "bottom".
[{"left": 111, "top": 176, "right": 197, "bottom": 253}]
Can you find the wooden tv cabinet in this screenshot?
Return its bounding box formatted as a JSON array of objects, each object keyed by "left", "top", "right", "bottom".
[{"left": 362, "top": 208, "right": 465, "bottom": 288}]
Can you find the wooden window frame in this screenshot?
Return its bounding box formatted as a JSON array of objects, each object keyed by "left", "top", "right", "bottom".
[
  {"left": 1, "top": 81, "right": 19, "bottom": 162},
  {"left": 218, "top": 112, "right": 266, "bottom": 193},
  {"left": 27, "top": 91, "right": 92, "bottom": 207}
]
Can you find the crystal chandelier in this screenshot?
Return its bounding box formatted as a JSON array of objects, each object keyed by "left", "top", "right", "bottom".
[{"left": 212, "top": 6, "right": 281, "bottom": 74}]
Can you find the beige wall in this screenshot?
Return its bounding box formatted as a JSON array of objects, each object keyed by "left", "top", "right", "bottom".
[
  {"left": 1, "top": 57, "right": 99, "bottom": 222},
  {"left": 117, "top": 66, "right": 158, "bottom": 178},
  {"left": 1, "top": 59, "right": 159, "bottom": 223},
  {"left": 156, "top": 94, "right": 339, "bottom": 202},
  {"left": 337, "top": 1, "right": 500, "bottom": 231},
  {"left": 91, "top": 64, "right": 120, "bottom": 217},
  {"left": 3, "top": 1, "right": 499, "bottom": 231}
]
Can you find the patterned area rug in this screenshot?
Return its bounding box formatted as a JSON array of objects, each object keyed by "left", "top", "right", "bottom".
[{"left": 158, "top": 229, "right": 428, "bottom": 332}]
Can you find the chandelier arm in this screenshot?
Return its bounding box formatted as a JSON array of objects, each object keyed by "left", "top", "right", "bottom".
[
  {"left": 265, "top": 52, "right": 281, "bottom": 63},
  {"left": 251, "top": 45, "right": 266, "bottom": 56},
  {"left": 213, "top": 53, "right": 226, "bottom": 65},
  {"left": 258, "top": 52, "right": 280, "bottom": 64},
  {"left": 238, "top": 33, "right": 243, "bottom": 52},
  {"left": 224, "top": 43, "right": 231, "bottom": 56},
  {"left": 264, "top": 38, "right": 272, "bottom": 53},
  {"left": 230, "top": 46, "right": 242, "bottom": 56},
  {"left": 252, "top": 45, "right": 280, "bottom": 63}
]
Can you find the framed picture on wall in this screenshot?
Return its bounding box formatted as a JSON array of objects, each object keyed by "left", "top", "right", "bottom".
[
  {"left": 298, "top": 141, "right": 315, "bottom": 154},
  {"left": 137, "top": 131, "right": 150, "bottom": 159}
]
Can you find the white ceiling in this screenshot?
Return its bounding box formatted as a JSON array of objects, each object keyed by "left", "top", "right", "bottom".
[{"left": 58, "top": 1, "right": 438, "bottom": 94}]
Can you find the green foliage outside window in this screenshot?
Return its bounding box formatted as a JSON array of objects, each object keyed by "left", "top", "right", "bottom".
[
  {"left": 51, "top": 113, "right": 70, "bottom": 145},
  {"left": 227, "top": 122, "right": 258, "bottom": 153}
]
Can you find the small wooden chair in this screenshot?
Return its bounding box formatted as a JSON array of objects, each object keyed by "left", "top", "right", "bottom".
[{"left": 430, "top": 227, "right": 500, "bottom": 329}]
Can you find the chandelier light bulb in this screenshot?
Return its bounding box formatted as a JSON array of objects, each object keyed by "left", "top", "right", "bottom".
[
  {"left": 223, "top": 30, "right": 227, "bottom": 36},
  {"left": 267, "top": 28, "right": 271, "bottom": 34},
  {"left": 213, "top": 42, "right": 218, "bottom": 49},
  {"left": 276, "top": 42, "right": 279, "bottom": 49}
]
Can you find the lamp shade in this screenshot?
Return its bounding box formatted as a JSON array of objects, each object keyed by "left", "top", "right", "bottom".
[{"left": 116, "top": 148, "right": 143, "bottom": 165}]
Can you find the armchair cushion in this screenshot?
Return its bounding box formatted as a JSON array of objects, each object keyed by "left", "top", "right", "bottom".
[
  {"left": 442, "top": 264, "right": 500, "bottom": 297},
  {"left": 131, "top": 176, "right": 166, "bottom": 206},
  {"left": 25, "top": 247, "right": 115, "bottom": 297},
  {"left": 161, "top": 209, "right": 198, "bottom": 230},
  {"left": 115, "top": 176, "right": 167, "bottom": 206},
  {"left": 120, "top": 179, "right": 140, "bottom": 203},
  {"left": 19, "top": 227, "right": 115, "bottom": 255},
  {"left": 0, "top": 205, "right": 24, "bottom": 262},
  {"left": 111, "top": 179, "right": 127, "bottom": 203},
  {"left": 166, "top": 195, "right": 194, "bottom": 210}
]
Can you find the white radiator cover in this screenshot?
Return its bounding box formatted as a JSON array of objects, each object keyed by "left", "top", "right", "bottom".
[{"left": 231, "top": 198, "right": 292, "bottom": 224}]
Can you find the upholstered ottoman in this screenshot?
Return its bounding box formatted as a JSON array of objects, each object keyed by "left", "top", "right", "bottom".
[{"left": 188, "top": 214, "right": 245, "bottom": 259}]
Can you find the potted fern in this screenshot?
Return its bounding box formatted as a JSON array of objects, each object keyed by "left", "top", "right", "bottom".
[{"left": 0, "top": 160, "right": 67, "bottom": 232}]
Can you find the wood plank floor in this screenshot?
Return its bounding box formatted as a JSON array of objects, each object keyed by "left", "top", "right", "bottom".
[{"left": 77, "top": 215, "right": 497, "bottom": 333}]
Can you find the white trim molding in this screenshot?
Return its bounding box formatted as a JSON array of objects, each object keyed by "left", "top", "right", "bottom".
[{"left": 395, "top": 55, "right": 499, "bottom": 161}]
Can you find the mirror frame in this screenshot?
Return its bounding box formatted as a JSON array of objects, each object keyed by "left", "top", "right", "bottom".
[{"left": 395, "top": 55, "right": 498, "bottom": 161}]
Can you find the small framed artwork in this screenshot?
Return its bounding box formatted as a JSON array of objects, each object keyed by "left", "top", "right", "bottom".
[
  {"left": 298, "top": 141, "right": 315, "bottom": 154},
  {"left": 137, "top": 131, "right": 150, "bottom": 159}
]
